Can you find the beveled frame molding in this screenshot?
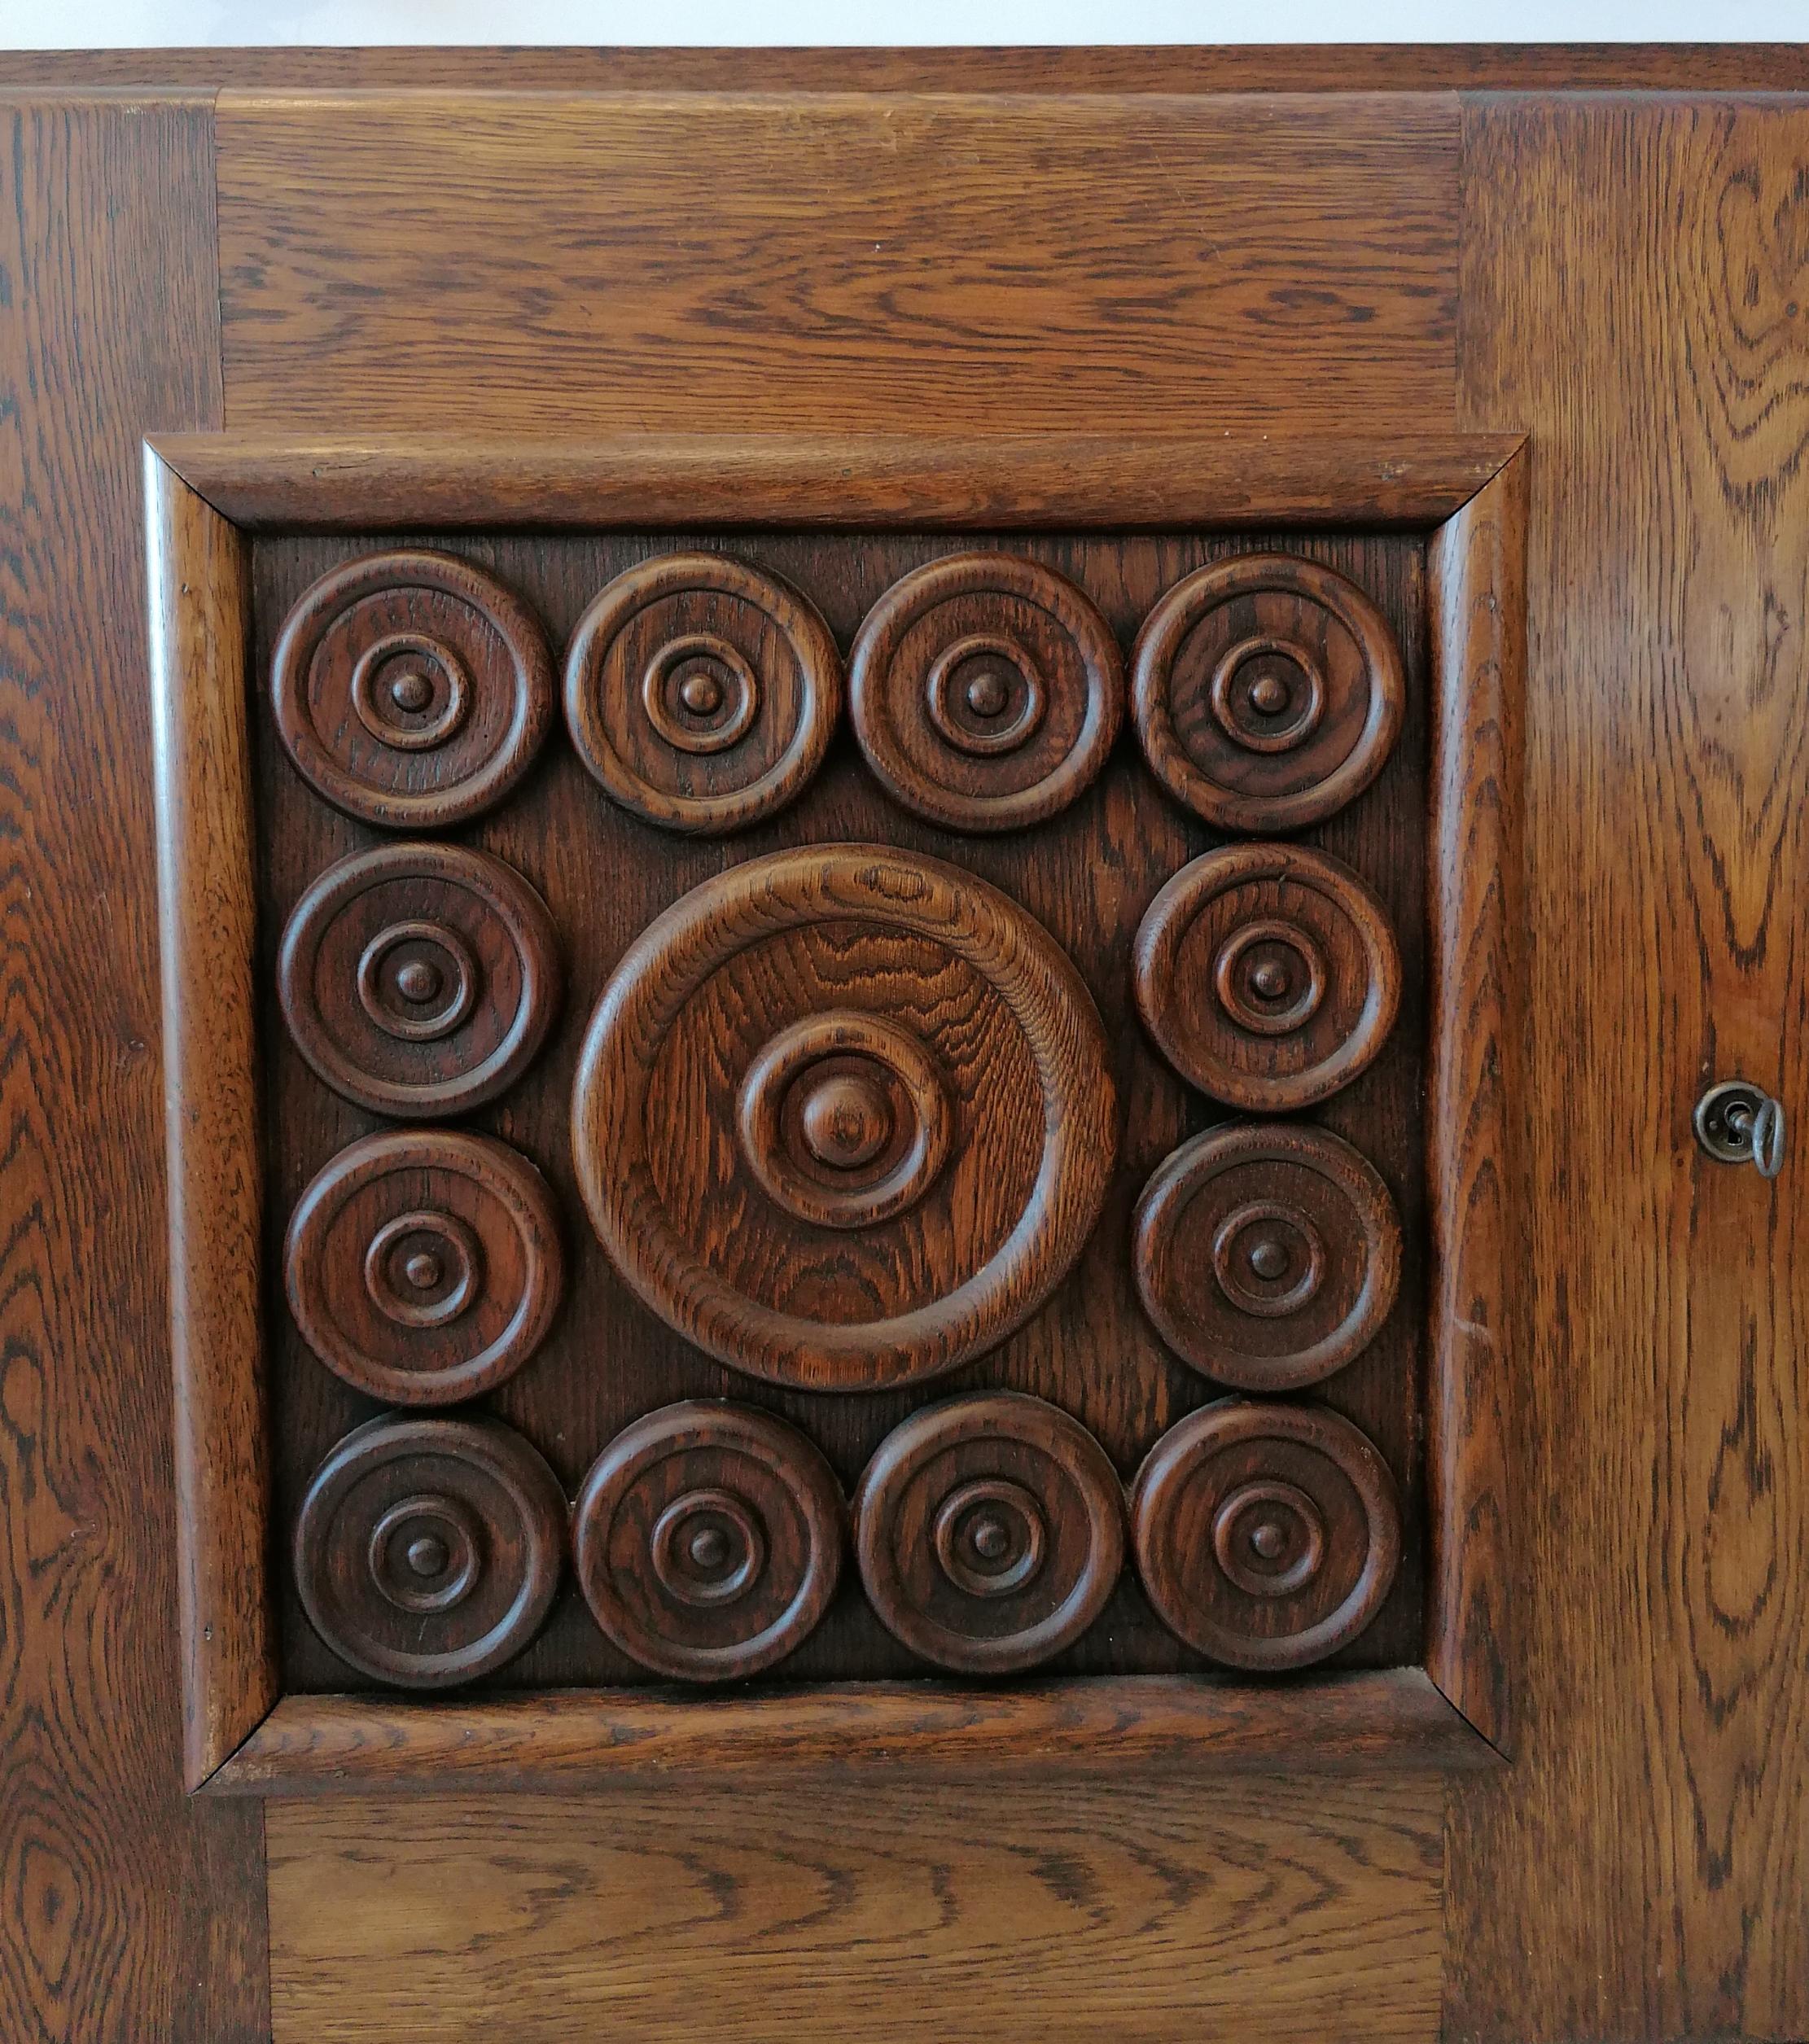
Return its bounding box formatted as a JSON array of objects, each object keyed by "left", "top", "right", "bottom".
[{"left": 147, "top": 430, "right": 1525, "bottom": 1795}]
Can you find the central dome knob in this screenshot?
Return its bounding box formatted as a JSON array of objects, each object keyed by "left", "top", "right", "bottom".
[
  {"left": 403, "top": 1250, "right": 443, "bottom": 1290},
  {"left": 1248, "top": 1519, "right": 1286, "bottom": 1560},
  {"left": 396, "top": 958, "right": 442, "bottom": 1003},
  {"left": 688, "top": 1525, "right": 731, "bottom": 1569},
  {"left": 405, "top": 1533, "right": 448, "bottom": 1577},
  {"left": 964, "top": 667, "right": 1011, "bottom": 718},
  {"left": 970, "top": 1514, "right": 1010, "bottom": 1561},
  {"left": 678, "top": 669, "right": 725, "bottom": 716},
  {"left": 799, "top": 1070, "right": 892, "bottom": 1171},
  {"left": 1246, "top": 1234, "right": 1290, "bottom": 1281},
  {"left": 1247, "top": 672, "right": 1290, "bottom": 716},
  {"left": 1250, "top": 959, "right": 1290, "bottom": 1000},
  {"left": 389, "top": 667, "right": 435, "bottom": 713}
]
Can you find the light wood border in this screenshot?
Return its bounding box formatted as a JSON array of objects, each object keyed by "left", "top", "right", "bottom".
[{"left": 148, "top": 429, "right": 1523, "bottom": 1792}]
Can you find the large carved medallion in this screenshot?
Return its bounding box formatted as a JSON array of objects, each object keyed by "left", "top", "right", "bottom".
[{"left": 570, "top": 845, "right": 1117, "bottom": 1391}]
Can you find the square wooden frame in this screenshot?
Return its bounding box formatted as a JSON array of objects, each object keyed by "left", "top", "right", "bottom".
[{"left": 146, "top": 430, "right": 1526, "bottom": 1797}]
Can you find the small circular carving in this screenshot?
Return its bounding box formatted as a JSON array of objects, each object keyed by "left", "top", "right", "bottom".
[
  {"left": 573, "top": 1402, "right": 844, "bottom": 1682},
  {"left": 278, "top": 841, "right": 561, "bottom": 1118},
  {"left": 1132, "top": 554, "right": 1404, "bottom": 833},
  {"left": 1134, "top": 1123, "right": 1400, "bottom": 1390},
  {"left": 1134, "top": 843, "right": 1400, "bottom": 1111},
  {"left": 287, "top": 1128, "right": 565, "bottom": 1405},
  {"left": 850, "top": 553, "right": 1123, "bottom": 831},
  {"left": 572, "top": 846, "right": 1116, "bottom": 1393},
  {"left": 854, "top": 1393, "right": 1124, "bottom": 1674},
  {"left": 737, "top": 1010, "right": 955, "bottom": 1232},
  {"left": 564, "top": 553, "right": 842, "bottom": 834},
  {"left": 273, "top": 550, "right": 554, "bottom": 829},
  {"left": 295, "top": 1413, "right": 565, "bottom": 1688},
  {"left": 1130, "top": 1398, "right": 1401, "bottom": 1670}
]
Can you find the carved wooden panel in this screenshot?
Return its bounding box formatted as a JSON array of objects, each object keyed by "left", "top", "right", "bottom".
[{"left": 221, "top": 496, "right": 1474, "bottom": 1711}]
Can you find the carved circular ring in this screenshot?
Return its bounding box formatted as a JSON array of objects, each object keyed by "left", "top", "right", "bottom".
[
  {"left": 295, "top": 1413, "right": 566, "bottom": 1688},
  {"left": 286, "top": 1128, "right": 566, "bottom": 1405},
  {"left": 564, "top": 552, "right": 842, "bottom": 834},
  {"left": 737, "top": 1009, "right": 955, "bottom": 1230},
  {"left": 1133, "top": 843, "right": 1400, "bottom": 1111},
  {"left": 571, "top": 845, "right": 1116, "bottom": 1393},
  {"left": 278, "top": 842, "right": 562, "bottom": 1118},
  {"left": 850, "top": 553, "right": 1124, "bottom": 831},
  {"left": 1132, "top": 554, "right": 1404, "bottom": 833},
  {"left": 1131, "top": 1398, "right": 1401, "bottom": 1670},
  {"left": 1133, "top": 1123, "right": 1400, "bottom": 1390},
  {"left": 854, "top": 1392, "right": 1124, "bottom": 1674},
  {"left": 273, "top": 549, "right": 555, "bottom": 829},
  {"left": 573, "top": 1401, "right": 844, "bottom": 1682}
]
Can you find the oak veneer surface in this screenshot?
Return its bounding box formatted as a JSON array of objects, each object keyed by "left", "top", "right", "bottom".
[
  {"left": 266, "top": 1775, "right": 1443, "bottom": 2044},
  {"left": 0, "top": 98, "right": 269, "bottom": 2043},
  {"left": 214, "top": 91, "right": 1459, "bottom": 435},
  {"left": 1443, "top": 96, "right": 1809, "bottom": 2044}
]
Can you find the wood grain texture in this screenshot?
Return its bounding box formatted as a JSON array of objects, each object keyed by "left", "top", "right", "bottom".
[
  {"left": 211, "top": 1666, "right": 1495, "bottom": 1797},
  {"left": 10, "top": 46, "right": 1809, "bottom": 93},
  {"left": 214, "top": 92, "right": 1459, "bottom": 435},
  {"left": 1425, "top": 453, "right": 1525, "bottom": 1755},
  {"left": 147, "top": 453, "right": 279, "bottom": 1784},
  {"left": 153, "top": 430, "right": 1522, "bottom": 531},
  {"left": 266, "top": 1773, "right": 1444, "bottom": 2044},
  {"left": 0, "top": 95, "right": 269, "bottom": 2044},
  {"left": 1444, "top": 97, "right": 1809, "bottom": 2043}
]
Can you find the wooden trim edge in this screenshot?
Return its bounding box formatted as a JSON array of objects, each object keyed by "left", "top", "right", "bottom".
[
  {"left": 146, "top": 431, "right": 1526, "bottom": 532},
  {"left": 1423, "top": 446, "right": 1527, "bottom": 1757},
  {"left": 147, "top": 444, "right": 280, "bottom": 1788},
  {"left": 200, "top": 1667, "right": 1502, "bottom": 1796}
]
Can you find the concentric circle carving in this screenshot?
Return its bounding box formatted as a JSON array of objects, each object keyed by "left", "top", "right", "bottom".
[
  {"left": 571, "top": 845, "right": 1116, "bottom": 1393},
  {"left": 272, "top": 549, "right": 555, "bottom": 829},
  {"left": 1132, "top": 554, "right": 1404, "bottom": 833},
  {"left": 278, "top": 842, "right": 561, "bottom": 1118},
  {"left": 285, "top": 1129, "right": 565, "bottom": 1406},
  {"left": 294, "top": 1413, "right": 565, "bottom": 1688},
  {"left": 1133, "top": 1123, "right": 1401, "bottom": 1390},
  {"left": 1130, "top": 1398, "right": 1401, "bottom": 1670},
  {"left": 849, "top": 553, "right": 1123, "bottom": 831},
  {"left": 573, "top": 1402, "right": 844, "bottom": 1681},
  {"left": 854, "top": 1392, "right": 1124, "bottom": 1674},
  {"left": 1133, "top": 843, "right": 1399, "bottom": 1111},
  {"left": 564, "top": 553, "right": 842, "bottom": 834},
  {"left": 737, "top": 1010, "right": 954, "bottom": 1230}
]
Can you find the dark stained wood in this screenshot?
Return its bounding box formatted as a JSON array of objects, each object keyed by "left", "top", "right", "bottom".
[
  {"left": 1134, "top": 842, "right": 1404, "bottom": 1112},
  {"left": 147, "top": 453, "right": 280, "bottom": 1786},
  {"left": 0, "top": 92, "right": 270, "bottom": 2044},
  {"left": 209, "top": 1665, "right": 1497, "bottom": 1795},
  {"left": 1443, "top": 96, "right": 1809, "bottom": 2044},
  {"left": 564, "top": 552, "right": 843, "bottom": 834},
  {"left": 212, "top": 93, "right": 1461, "bottom": 435},
  {"left": 284, "top": 1127, "right": 565, "bottom": 1406},
  {"left": 255, "top": 523, "right": 1432, "bottom": 1694},
  {"left": 573, "top": 1401, "right": 845, "bottom": 1682},
  {"left": 272, "top": 546, "right": 555, "bottom": 829},
  {"left": 154, "top": 429, "right": 1523, "bottom": 531},
  {"left": 1132, "top": 1398, "right": 1404, "bottom": 1671},
  {"left": 1134, "top": 1121, "right": 1403, "bottom": 1392},
  {"left": 570, "top": 843, "right": 1119, "bottom": 1394},
  {"left": 264, "top": 1771, "right": 1446, "bottom": 2044},
  {"left": 853, "top": 1392, "right": 1125, "bottom": 1675},
  {"left": 848, "top": 552, "right": 1123, "bottom": 831},
  {"left": 277, "top": 839, "right": 563, "bottom": 1118},
  {"left": 1132, "top": 553, "right": 1406, "bottom": 834},
  {"left": 11, "top": 45, "right": 1809, "bottom": 91},
  {"left": 294, "top": 1412, "right": 566, "bottom": 1689},
  {"left": 1424, "top": 451, "right": 1526, "bottom": 1757}
]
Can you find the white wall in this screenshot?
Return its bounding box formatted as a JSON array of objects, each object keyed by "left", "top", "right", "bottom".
[{"left": 3, "top": 0, "right": 1804, "bottom": 46}]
